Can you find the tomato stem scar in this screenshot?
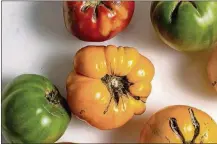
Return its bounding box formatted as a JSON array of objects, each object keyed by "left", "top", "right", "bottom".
[
  {"left": 169, "top": 117, "right": 186, "bottom": 143},
  {"left": 169, "top": 108, "right": 200, "bottom": 144},
  {"left": 45, "top": 89, "right": 60, "bottom": 105},
  {"left": 81, "top": 1, "right": 116, "bottom": 22},
  {"left": 189, "top": 108, "right": 200, "bottom": 144},
  {"left": 101, "top": 74, "right": 133, "bottom": 114}
]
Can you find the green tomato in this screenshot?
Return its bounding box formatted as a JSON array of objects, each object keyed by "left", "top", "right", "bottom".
[
  {"left": 150, "top": 1, "right": 217, "bottom": 52},
  {"left": 2, "top": 74, "right": 71, "bottom": 143}
]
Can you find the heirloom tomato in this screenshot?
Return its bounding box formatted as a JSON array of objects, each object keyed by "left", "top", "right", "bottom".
[
  {"left": 151, "top": 1, "right": 217, "bottom": 51},
  {"left": 2, "top": 74, "right": 71, "bottom": 143},
  {"left": 66, "top": 45, "right": 155, "bottom": 130},
  {"left": 140, "top": 105, "right": 217, "bottom": 143},
  {"left": 208, "top": 47, "right": 217, "bottom": 92},
  {"left": 63, "top": 1, "right": 135, "bottom": 42}
]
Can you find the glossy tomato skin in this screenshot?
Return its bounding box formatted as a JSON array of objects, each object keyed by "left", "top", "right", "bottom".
[
  {"left": 151, "top": 2, "right": 217, "bottom": 52},
  {"left": 2, "top": 74, "right": 71, "bottom": 143},
  {"left": 140, "top": 105, "right": 217, "bottom": 143},
  {"left": 66, "top": 45, "right": 155, "bottom": 130},
  {"left": 63, "top": 1, "right": 135, "bottom": 42}
]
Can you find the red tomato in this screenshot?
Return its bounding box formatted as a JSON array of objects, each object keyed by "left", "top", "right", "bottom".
[{"left": 63, "top": 1, "right": 135, "bottom": 42}]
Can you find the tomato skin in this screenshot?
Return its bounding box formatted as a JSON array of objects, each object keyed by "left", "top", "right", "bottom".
[
  {"left": 63, "top": 1, "right": 135, "bottom": 42},
  {"left": 151, "top": 1, "right": 217, "bottom": 52},
  {"left": 140, "top": 105, "right": 217, "bottom": 143},
  {"left": 207, "top": 47, "right": 217, "bottom": 92},
  {"left": 67, "top": 73, "right": 135, "bottom": 130},
  {"left": 2, "top": 74, "right": 71, "bottom": 143},
  {"left": 66, "top": 45, "right": 155, "bottom": 130},
  {"left": 73, "top": 46, "right": 108, "bottom": 79}
]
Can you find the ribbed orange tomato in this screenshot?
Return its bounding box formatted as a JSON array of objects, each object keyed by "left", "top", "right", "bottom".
[
  {"left": 140, "top": 105, "right": 217, "bottom": 143},
  {"left": 66, "top": 45, "right": 155, "bottom": 130}
]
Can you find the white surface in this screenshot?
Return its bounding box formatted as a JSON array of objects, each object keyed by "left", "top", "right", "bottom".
[{"left": 2, "top": 1, "right": 217, "bottom": 143}]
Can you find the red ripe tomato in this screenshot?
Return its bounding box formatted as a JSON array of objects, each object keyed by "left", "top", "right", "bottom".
[{"left": 63, "top": 1, "right": 135, "bottom": 42}]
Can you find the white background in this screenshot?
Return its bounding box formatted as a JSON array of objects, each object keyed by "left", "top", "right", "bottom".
[{"left": 2, "top": 1, "right": 217, "bottom": 143}]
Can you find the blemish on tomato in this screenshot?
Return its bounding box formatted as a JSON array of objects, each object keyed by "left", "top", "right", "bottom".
[
  {"left": 80, "top": 110, "right": 85, "bottom": 115},
  {"left": 212, "top": 81, "right": 217, "bottom": 86}
]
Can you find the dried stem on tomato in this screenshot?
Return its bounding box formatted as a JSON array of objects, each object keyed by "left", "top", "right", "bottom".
[
  {"left": 45, "top": 89, "right": 60, "bottom": 105},
  {"left": 101, "top": 74, "right": 144, "bottom": 114},
  {"left": 101, "top": 74, "right": 130, "bottom": 114},
  {"left": 169, "top": 108, "right": 200, "bottom": 144},
  {"left": 189, "top": 108, "right": 200, "bottom": 144},
  {"left": 81, "top": 1, "right": 116, "bottom": 22}
]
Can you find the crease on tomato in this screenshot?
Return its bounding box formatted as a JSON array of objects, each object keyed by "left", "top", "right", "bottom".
[
  {"left": 129, "top": 81, "right": 152, "bottom": 98},
  {"left": 104, "top": 45, "right": 140, "bottom": 76},
  {"left": 73, "top": 46, "right": 108, "bottom": 79},
  {"left": 127, "top": 55, "right": 155, "bottom": 83}
]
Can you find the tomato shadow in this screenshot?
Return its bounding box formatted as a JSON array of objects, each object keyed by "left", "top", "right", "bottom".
[
  {"left": 105, "top": 111, "right": 153, "bottom": 143},
  {"left": 42, "top": 53, "right": 125, "bottom": 143},
  {"left": 1, "top": 134, "right": 7, "bottom": 144},
  {"left": 41, "top": 53, "right": 76, "bottom": 99},
  {"left": 116, "top": 1, "right": 172, "bottom": 54},
  {"left": 40, "top": 51, "right": 93, "bottom": 136},
  {"left": 29, "top": 1, "right": 77, "bottom": 42},
  {"left": 41, "top": 52, "right": 153, "bottom": 143},
  {"left": 176, "top": 51, "right": 217, "bottom": 99},
  {"left": 1, "top": 77, "right": 13, "bottom": 91},
  {"left": 29, "top": 1, "right": 111, "bottom": 48},
  {"left": 118, "top": 1, "right": 217, "bottom": 100}
]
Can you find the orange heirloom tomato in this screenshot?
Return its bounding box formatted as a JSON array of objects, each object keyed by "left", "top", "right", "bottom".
[
  {"left": 140, "top": 105, "right": 217, "bottom": 143},
  {"left": 66, "top": 45, "right": 155, "bottom": 130}
]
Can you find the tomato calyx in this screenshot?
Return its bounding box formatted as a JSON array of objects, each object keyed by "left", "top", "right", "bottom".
[
  {"left": 85, "top": 0, "right": 101, "bottom": 6},
  {"left": 81, "top": 1, "right": 116, "bottom": 22},
  {"left": 101, "top": 74, "right": 131, "bottom": 114},
  {"left": 169, "top": 108, "right": 200, "bottom": 144},
  {"left": 45, "top": 89, "right": 60, "bottom": 105},
  {"left": 101, "top": 74, "right": 143, "bottom": 114}
]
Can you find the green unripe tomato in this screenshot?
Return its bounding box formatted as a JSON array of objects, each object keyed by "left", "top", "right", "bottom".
[
  {"left": 150, "top": 1, "right": 217, "bottom": 52},
  {"left": 2, "top": 74, "right": 71, "bottom": 143}
]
